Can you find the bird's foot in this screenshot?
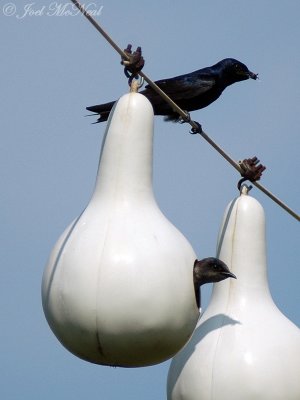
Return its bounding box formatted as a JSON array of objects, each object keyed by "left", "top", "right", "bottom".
[
  {"left": 189, "top": 121, "right": 202, "bottom": 134},
  {"left": 237, "top": 156, "right": 266, "bottom": 191},
  {"left": 178, "top": 113, "right": 203, "bottom": 134},
  {"left": 178, "top": 111, "right": 191, "bottom": 124}
]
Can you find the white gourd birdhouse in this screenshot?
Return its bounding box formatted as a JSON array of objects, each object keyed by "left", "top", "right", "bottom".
[
  {"left": 42, "top": 92, "right": 199, "bottom": 367},
  {"left": 167, "top": 188, "right": 300, "bottom": 399}
]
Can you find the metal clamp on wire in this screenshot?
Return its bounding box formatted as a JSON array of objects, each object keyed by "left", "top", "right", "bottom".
[
  {"left": 121, "top": 44, "right": 145, "bottom": 86},
  {"left": 237, "top": 156, "right": 266, "bottom": 192}
]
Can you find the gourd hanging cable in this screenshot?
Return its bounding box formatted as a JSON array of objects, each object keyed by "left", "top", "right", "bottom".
[{"left": 70, "top": 0, "right": 300, "bottom": 222}]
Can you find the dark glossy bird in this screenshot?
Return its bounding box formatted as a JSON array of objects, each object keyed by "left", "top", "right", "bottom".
[
  {"left": 86, "top": 58, "right": 257, "bottom": 123},
  {"left": 193, "top": 257, "right": 236, "bottom": 309}
]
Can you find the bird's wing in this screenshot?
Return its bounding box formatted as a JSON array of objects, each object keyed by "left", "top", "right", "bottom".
[{"left": 144, "top": 74, "right": 216, "bottom": 100}]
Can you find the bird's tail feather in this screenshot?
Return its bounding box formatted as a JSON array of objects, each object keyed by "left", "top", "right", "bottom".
[{"left": 86, "top": 100, "right": 116, "bottom": 123}]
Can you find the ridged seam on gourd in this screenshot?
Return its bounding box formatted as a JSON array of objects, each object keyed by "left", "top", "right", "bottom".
[{"left": 210, "top": 195, "right": 240, "bottom": 400}]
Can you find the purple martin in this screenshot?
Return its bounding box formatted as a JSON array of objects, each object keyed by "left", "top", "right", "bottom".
[
  {"left": 193, "top": 257, "right": 236, "bottom": 309},
  {"left": 86, "top": 58, "right": 257, "bottom": 123}
]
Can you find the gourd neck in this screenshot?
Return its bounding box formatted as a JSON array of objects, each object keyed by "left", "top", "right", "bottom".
[
  {"left": 212, "top": 193, "right": 272, "bottom": 301},
  {"left": 91, "top": 93, "right": 155, "bottom": 203}
]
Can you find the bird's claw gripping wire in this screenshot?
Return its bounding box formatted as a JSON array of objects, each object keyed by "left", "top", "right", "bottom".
[
  {"left": 190, "top": 121, "right": 203, "bottom": 134},
  {"left": 121, "top": 44, "right": 145, "bottom": 86},
  {"left": 237, "top": 156, "right": 266, "bottom": 191},
  {"left": 178, "top": 112, "right": 203, "bottom": 134},
  {"left": 178, "top": 111, "right": 191, "bottom": 124}
]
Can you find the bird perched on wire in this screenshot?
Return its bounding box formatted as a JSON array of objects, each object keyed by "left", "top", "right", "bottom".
[
  {"left": 193, "top": 257, "right": 236, "bottom": 309},
  {"left": 86, "top": 58, "right": 257, "bottom": 123}
]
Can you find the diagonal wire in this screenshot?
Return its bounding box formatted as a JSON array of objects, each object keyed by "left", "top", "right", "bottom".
[{"left": 70, "top": 0, "right": 299, "bottom": 222}]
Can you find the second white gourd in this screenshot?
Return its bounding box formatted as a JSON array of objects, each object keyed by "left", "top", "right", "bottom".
[{"left": 167, "top": 189, "right": 300, "bottom": 399}]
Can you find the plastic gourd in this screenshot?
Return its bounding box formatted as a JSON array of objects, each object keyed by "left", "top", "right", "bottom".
[
  {"left": 167, "top": 188, "right": 300, "bottom": 399},
  {"left": 42, "top": 92, "right": 199, "bottom": 367}
]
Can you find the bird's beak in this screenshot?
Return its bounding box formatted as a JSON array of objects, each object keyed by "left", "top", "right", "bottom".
[
  {"left": 248, "top": 70, "right": 258, "bottom": 80},
  {"left": 223, "top": 271, "right": 237, "bottom": 279}
]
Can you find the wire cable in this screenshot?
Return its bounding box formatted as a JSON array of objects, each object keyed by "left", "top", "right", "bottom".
[{"left": 70, "top": 0, "right": 299, "bottom": 222}]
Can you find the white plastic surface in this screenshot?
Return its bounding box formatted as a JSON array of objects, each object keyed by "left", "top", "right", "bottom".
[
  {"left": 42, "top": 93, "right": 199, "bottom": 367},
  {"left": 167, "top": 190, "right": 300, "bottom": 399}
]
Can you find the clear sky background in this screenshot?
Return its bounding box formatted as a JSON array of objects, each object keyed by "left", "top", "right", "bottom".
[{"left": 1, "top": 1, "right": 299, "bottom": 399}]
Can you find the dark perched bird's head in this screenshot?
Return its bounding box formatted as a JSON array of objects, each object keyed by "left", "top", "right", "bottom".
[
  {"left": 216, "top": 58, "right": 258, "bottom": 85},
  {"left": 193, "top": 257, "right": 236, "bottom": 287}
]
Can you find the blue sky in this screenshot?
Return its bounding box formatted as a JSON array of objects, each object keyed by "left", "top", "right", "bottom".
[{"left": 1, "top": 1, "right": 299, "bottom": 399}]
